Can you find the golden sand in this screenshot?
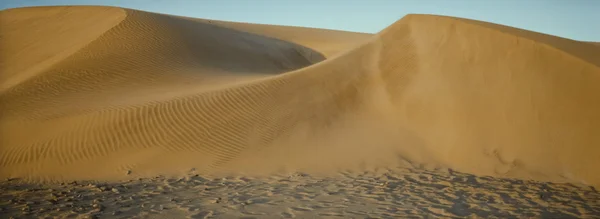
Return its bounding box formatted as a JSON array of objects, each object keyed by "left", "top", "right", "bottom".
[{"left": 1, "top": 6, "right": 599, "bottom": 188}]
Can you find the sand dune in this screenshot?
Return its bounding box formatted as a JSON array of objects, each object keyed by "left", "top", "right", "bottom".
[
  {"left": 201, "top": 19, "right": 373, "bottom": 57},
  {"left": 1, "top": 5, "right": 599, "bottom": 191},
  {"left": 0, "top": 6, "right": 127, "bottom": 91}
]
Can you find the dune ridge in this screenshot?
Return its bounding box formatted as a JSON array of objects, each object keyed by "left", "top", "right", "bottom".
[
  {"left": 375, "top": 14, "right": 600, "bottom": 185},
  {"left": 1, "top": 6, "right": 599, "bottom": 188},
  {"left": 0, "top": 6, "right": 127, "bottom": 91},
  {"left": 201, "top": 19, "right": 374, "bottom": 58}
]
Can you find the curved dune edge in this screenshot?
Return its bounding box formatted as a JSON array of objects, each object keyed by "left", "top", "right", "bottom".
[
  {"left": 1, "top": 6, "right": 599, "bottom": 187},
  {"left": 200, "top": 19, "right": 374, "bottom": 58},
  {"left": 0, "top": 6, "right": 127, "bottom": 91}
]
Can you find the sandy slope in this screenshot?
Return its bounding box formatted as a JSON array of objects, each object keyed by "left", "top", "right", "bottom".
[
  {"left": 202, "top": 19, "right": 373, "bottom": 57},
  {"left": 0, "top": 6, "right": 127, "bottom": 91},
  {"left": 1, "top": 6, "right": 599, "bottom": 189}
]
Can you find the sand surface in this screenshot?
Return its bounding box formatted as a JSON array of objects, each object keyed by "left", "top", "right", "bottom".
[
  {"left": 1, "top": 5, "right": 600, "bottom": 218},
  {"left": 2, "top": 167, "right": 599, "bottom": 218}
]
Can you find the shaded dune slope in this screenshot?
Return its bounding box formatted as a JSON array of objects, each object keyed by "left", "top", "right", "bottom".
[
  {"left": 202, "top": 19, "right": 374, "bottom": 58},
  {"left": 0, "top": 6, "right": 127, "bottom": 91},
  {"left": 1, "top": 7, "right": 599, "bottom": 187},
  {"left": 1, "top": 6, "right": 326, "bottom": 121}
]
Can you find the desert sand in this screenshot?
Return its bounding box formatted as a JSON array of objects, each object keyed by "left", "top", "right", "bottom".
[
  {"left": 1, "top": 5, "right": 600, "bottom": 218},
  {"left": 2, "top": 168, "right": 599, "bottom": 218}
]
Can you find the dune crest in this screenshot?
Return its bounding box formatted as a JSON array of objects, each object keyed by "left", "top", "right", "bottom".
[
  {"left": 376, "top": 14, "right": 600, "bottom": 185},
  {"left": 0, "top": 6, "right": 127, "bottom": 91},
  {"left": 1, "top": 6, "right": 599, "bottom": 187}
]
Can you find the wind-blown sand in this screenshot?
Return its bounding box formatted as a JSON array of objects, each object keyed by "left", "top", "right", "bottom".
[{"left": 1, "top": 5, "right": 600, "bottom": 218}]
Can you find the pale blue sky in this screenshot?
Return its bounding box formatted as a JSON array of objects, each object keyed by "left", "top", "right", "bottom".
[{"left": 2, "top": 0, "right": 599, "bottom": 41}]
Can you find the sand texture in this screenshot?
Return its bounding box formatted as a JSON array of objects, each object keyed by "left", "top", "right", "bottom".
[
  {"left": 1, "top": 5, "right": 600, "bottom": 218},
  {"left": 2, "top": 167, "right": 599, "bottom": 218}
]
